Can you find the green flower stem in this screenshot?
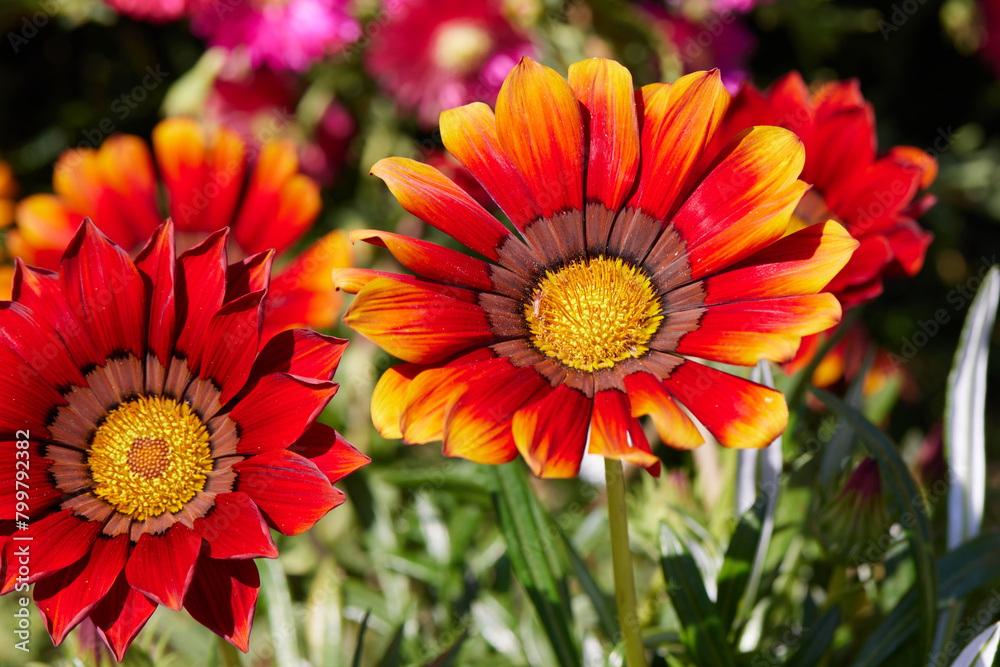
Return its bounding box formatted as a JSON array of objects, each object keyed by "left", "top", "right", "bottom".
[{"left": 605, "top": 458, "right": 647, "bottom": 667}]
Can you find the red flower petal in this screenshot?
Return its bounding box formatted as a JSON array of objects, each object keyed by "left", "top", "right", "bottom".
[
  {"left": 125, "top": 524, "right": 201, "bottom": 610},
  {"left": 664, "top": 362, "right": 787, "bottom": 449},
  {"left": 676, "top": 294, "right": 842, "bottom": 365},
  {"left": 195, "top": 290, "right": 266, "bottom": 406},
  {"left": 229, "top": 372, "right": 338, "bottom": 455},
  {"left": 134, "top": 221, "right": 178, "bottom": 381},
  {"left": 370, "top": 157, "right": 515, "bottom": 261},
  {"left": 288, "top": 423, "right": 370, "bottom": 484},
  {"left": 624, "top": 372, "right": 704, "bottom": 450},
  {"left": 350, "top": 229, "right": 495, "bottom": 292},
  {"left": 34, "top": 534, "right": 129, "bottom": 645},
  {"left": 588, "top": 390, "right": 659, "bottom": 467},
  {"left": 11, "top": 263, "right": 103, "bottom": 370},
  {"left": 0, "top": 301, "right": 87, "bottom": 391},
  {"left": 631, "top": 70, "right": 729, "bottom": 221},
  {"left": 804, "top": 106, "right": 874, "bottom": 203},
  {"left": 568, "top": 58, "right": 640, "bottom": 212},
  {"left": 495, "top": 57, "right": 584, "bottom": 218},
  {"left": 442, "top": 363, "right": 547, "bottom": 465},
  {"left": 884, "top": 219, "right": 933, "bottom": 277},
  {"left": 59, "top": 221, "right": 147, "bottom": 361},
  {"left": 246, "top": 328, "right": 347, "bottom": 389},
  {"left": 830, "top": 158, "right": 923, "bottom": 234},
  {"left": 824, "top": 233, "right": 893, "bottom": 298},
  {"left": 235, "top": 450, "right": 345, "bottom": 535},
  {"left": 0, "top": 440, "right": 61, "bottom": 523},
  {"left": 184, "top": 554, "right": 259, "bottom": 652},
  {"left": 174, "top": 229, "right": 228, "bottom": 362},
  {"left": 440, "top": 102, "right": 543, "bottom": 229},
  {"left": 90, "top": 571, "right": 158, "bottom": 663},
  {"left": 0, "top": 344, "right": 66, "bottom": 440},
  {"left": 672, "top": 127, "right": 806, "bottom": 279},
  {"left": 512, "top": 384, "right": 592, "bottom": 478},
  {"left": 225, "top": 251, "right": 274, "bottom": 303},
  {"left": 2, "top": 510, "right": 100, "bottom": 592},
  {"left": 703, "top": 220, "right": 859, "bottom": 304},
  {"left": 193, "top": 492, "right": 278, "bottom": 560},
  {"left": 343, "top": 276, "right": 495, "bottom": 364}
]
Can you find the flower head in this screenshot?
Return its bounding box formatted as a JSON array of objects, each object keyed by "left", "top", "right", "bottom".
[
  {"left": 817, "top": 458, "right": 892, "bottom": 564},
  {"left": 706, "top": 73, "right": 937, "bottom": 307},
  {"left": 366, "top": 0, "right": 536, "bottom": 127},
  {"left": 9, "top": 117, "right": 351, "bottom": 341},
  {"left": 339, "top": 57, "right": 858, "bottom": 478},
  {"left": 190, "top": 0, "right": 362, "bottom": 72},
  {"left": 0, "top": 220, "right": 368, "bottom": 659}
]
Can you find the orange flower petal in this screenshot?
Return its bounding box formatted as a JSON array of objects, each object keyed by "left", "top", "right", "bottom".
[
  {"left": 343, "top": 276, "right": 494, "bottom": 364},
  {"left": 630, "top": 70, "right": 730, "bottom": 221},
  {"left": 623, "top": 372, "right": 704, "bottom": 450},
  {"left": 495, "top": 57, "right": 584, "bottom": 218},
  {"left": 676, "top": 294, "right": 842, "bottom": 365},
  {"left": 399, "top": 353, "right": 499, "bottom": 444},
  {"left": 371, "top": 157, "right": 515, "bottom": 261},
  {"left": 588, "top": 389, "right": 659, "bottom": 467},
  {"left": 153, "top": 118, "right": 210, "bottom": 232},
  {"left": 703, "top": 220, "right": 859, "bottom": 304},
  {"left": 568, "top": 58, "right": 640, "bottom": 212},
  {"left": 512, "top": 384, "right": 591, "bottom": 478},
  {"left": 672, "top": 127, "right": 806, "bottom": 278},
  {"left": 371, "top": 362, "right": 425, "bottom": 439},
  {"left": 664, "top": 362, "right": 788, "bottom": 449},
  {"left": 442, "top": 363, "right": 547, "bottom": 464},
  {"left": 350, "top": 229, "right": 494, "bottom": 292},
  {"left": 440, "top": 102, "right": 543, "bottom": 229}
]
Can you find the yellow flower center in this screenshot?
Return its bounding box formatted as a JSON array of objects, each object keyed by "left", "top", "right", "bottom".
[
  {"left": 88, "top": 396, "right": 213, "bottom": 521},
  {"left": 525, "top": 256, "right": 663, "bottom": 372},
  {"left": 432, "top": 21, "right": 494, "bottom": 73}
]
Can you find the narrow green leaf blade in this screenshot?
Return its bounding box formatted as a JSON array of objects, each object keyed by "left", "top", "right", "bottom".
[
  {"left": 715, "top": 501, "right": 765, "bottom": 634},
  {"left": 785, "top": 606, "right": 842, "bottom": 667},
  {"left": 659, "top": 522, "right": 737, "bottom": 667},
  {"left": 558, "top": 525, "right": 619, "bottom": 642},
  {"left": 259, "top": 558, "right": 301, "bottom": 667},
  {"left": 486, "top": 463, "right": 580, "bottom": 666}
]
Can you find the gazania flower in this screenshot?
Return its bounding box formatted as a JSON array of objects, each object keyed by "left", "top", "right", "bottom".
[
  {"left": 9, "top": 117, "right": 350, "bottom": 341},
  {"left": 366, "top": 0, "right": 536, "bottom": 128},
  {"left": 338, "top": 57, "right": 858, "bottom": 477},
  {"left": 706, "top": 73, "right": 937, "bottom": 308},
  {"left": 190, "top": 0, "right": 361, "bottom": 72},
  {"left": 0, "top": 220, "right": 368, "bottom": 659}
]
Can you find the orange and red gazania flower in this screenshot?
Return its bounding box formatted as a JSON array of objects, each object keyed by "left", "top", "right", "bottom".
[
  {"left": 338, "top": 57, "right": 859, "bottom": 478},
  {"left": 8, "top": 117, "right": 350, "bottom": 342},
  {"left": 0, "top": 220, "right": 368, "bottom": 659},
  {"left": 707, "top": 72, "right": 937, "bottom": 307}
]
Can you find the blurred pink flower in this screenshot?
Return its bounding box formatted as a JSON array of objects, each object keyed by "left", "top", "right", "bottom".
[
  {"left": 191, "top": 0, "right": 362, "bottom": 72},
  {"left": 301, "top": 102, "right": 356, "bottom": 184},
  {"left": 644, "top": 4, "right": 756, "bottom": 92},
  {"left": 981, "top": 0, "right": 1000, "bottom": 76},
  {"left": 103, "top": 0, "right": 191, "bottom": 22},
  {"left": 366, "top": 0, "right": 535, "bottom": 127}
]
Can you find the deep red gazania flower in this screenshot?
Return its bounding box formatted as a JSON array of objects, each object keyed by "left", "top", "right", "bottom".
[
  {"left": 365, "top": 0, "right": 536, "bottom": 128},
  {"left": 705, "top": 72, "right": 937, "bottom": 308},
  {"left": 338, "top": 57, "right": 859, "bottom": 478},
  {"left": 0, "top": 220, "right": 368, "bottom": 659},
  {"left": 8, "top": 117, "right": 350, "bottom": 342}
]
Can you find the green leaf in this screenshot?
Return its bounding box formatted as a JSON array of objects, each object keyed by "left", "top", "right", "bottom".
[
  {"left": 485, "top": 462, "right": 580, "bottom": 666},
  {"left": 951, "top": 621, "right": 1000, "bottom": 667},
  {"left": 811, "top": 387, "right": 937, "bottom": 664},
  {"left": 376, "top": 625, "right": 404, "bottom": 667},
  {"left": 785, "top": 606, "right": 841, "bottom": 667},
  {"left": 259, "top": 558, "right": 301, "bottom": 667},
  {"left": 352, "top": 611, "right": 372, "bottom": 667},
  {"left": 659, "top": 522, "right": 737, "bottom": 667},
  {"left": 715, "top": 500, "right": 765, "bottom": 634}
]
